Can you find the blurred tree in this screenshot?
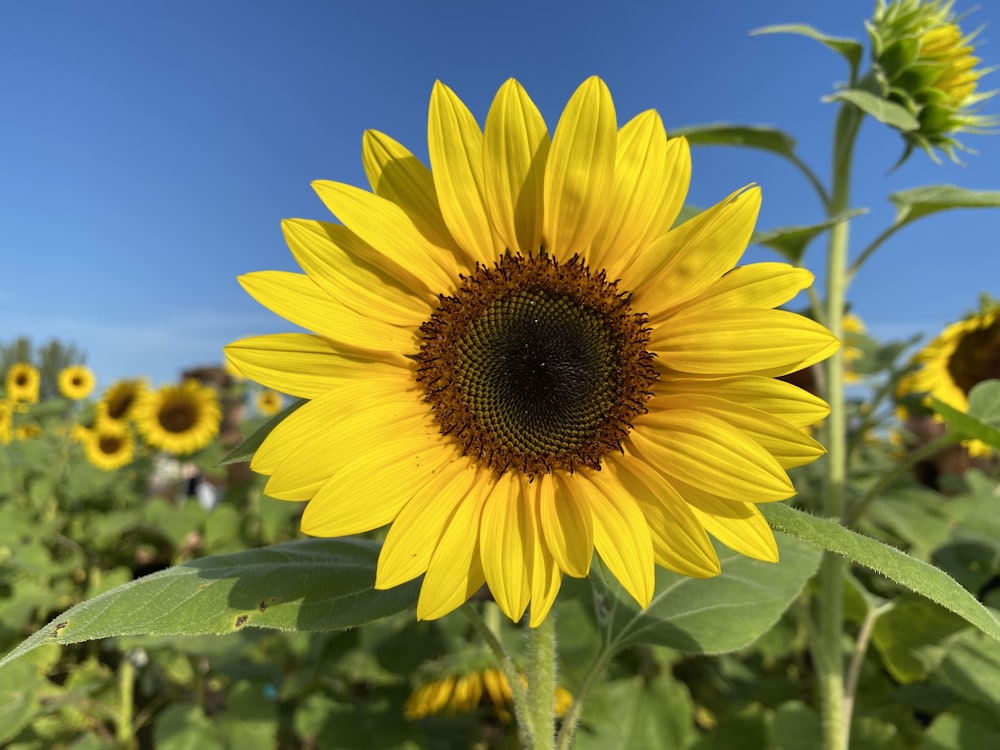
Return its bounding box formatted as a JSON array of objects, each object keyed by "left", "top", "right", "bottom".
[{"left": 1, "top": 337, "right": 88, "bottom": 400}]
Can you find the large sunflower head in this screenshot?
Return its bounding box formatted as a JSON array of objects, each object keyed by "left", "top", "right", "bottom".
[
  {"left": 5, "top": 362, "right": 40, "bottom": 404},
  {"left": 78, "top": 425, "right": 136, "bottom": 471},
  {"left": 58, "top": 365, "right": 96, "bottom": 400},
  {"left": 226, "top": 77, "right": 838, "bottom": 626},
  {"left": 96, "top": 378, "right": 147, "bottom": 435},
  {"left": 868, "top": 0, "right": 997, "bottom": 159},
  {"left": 135, "top": 379, "right": 221, "bottom": 455}
]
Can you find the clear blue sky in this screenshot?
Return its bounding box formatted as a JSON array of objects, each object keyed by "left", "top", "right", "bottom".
[{"left": 3, "top": 0, "right": 999, "bottom": 390}]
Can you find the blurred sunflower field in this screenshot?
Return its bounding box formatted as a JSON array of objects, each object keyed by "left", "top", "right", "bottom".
[{"left": 5, "top": 2, "right": 1000, "bottom": 749}]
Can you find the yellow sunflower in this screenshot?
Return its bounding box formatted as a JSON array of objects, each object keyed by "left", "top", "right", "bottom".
[
  {"left": 256, "top": 389, "right": 283, "bottom": 416},
  {"left": 135, "top": 380, "right": 221, "bottom": 455},
  {"left": 904, "top": 306, "right": 1000, "bottom": 455},
  {"left": 405, "top": 667, "right": 572, "bottom": 722},
  {"left": 0, "top": 400, "right": 12, "bottom": 445},
  {"left": 96, "top": 378, "right": 147, "bottom": 435},
  {"left": 78, "top": 425, "right": 135, "bottom": 471},
  {"left": 225, "top": 77, "right": 838, "bottom": 626},
  {"left": 58, "top": 365, "right": 96, "bottom": 400},
  {"left": 6, "top": 363, "right": 40, "bottom": 404}
]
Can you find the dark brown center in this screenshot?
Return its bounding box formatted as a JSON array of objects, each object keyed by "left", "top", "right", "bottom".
[
  {"left": 417, "top": 252, "right": 656, "bottom": 476},
  {"left": 159, "top": 398, "right": 198, "bottom": 434},
  {"left": 947, "top": 316, "right": 1000, "bottom": 395}
]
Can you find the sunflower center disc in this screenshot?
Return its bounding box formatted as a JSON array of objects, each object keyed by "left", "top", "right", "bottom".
[
  {"left": 947, "top": 317, "right": 1000, "bottom": 395},
  {"left": 159, "top": 402, "right": 196, "bottom": 433},
  {"left": 417, "top": 253, "right": 657, "bottom": 476}
]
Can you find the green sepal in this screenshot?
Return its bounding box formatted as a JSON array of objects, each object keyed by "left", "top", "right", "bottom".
[
  {"left": 0, "top": 538, "right": 420, "bottom": 670},
  {"left": 220, "top": 397, "right": 306, "bottom": 465},
  {"left": 761, "top": 504, "right": 1000, "bottom": 641},
  {"left": 752, "top": 209, "right": 867, "bottom": 264},
  {"left": 824, "top": 88, "right": 921, "bottom": 131},
  {"left": 751, "top": 24, "right": 863, "bottom": 82}
]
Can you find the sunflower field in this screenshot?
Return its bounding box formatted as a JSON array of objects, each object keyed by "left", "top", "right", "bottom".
[{"left": 4, "top": 1, "right": 1000, "bottom": 749}]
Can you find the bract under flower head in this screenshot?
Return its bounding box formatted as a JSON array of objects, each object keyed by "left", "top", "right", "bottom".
[
  {"left": 868, "top": 0, "right": 997, "bottom": 160},
  {"left": 226, "top": 77, "right": 839, "bottom": 626}
]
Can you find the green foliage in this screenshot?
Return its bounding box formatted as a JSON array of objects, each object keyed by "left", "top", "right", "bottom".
[{"left": 0, "top": 336, "right": 87, "bottom": 401}]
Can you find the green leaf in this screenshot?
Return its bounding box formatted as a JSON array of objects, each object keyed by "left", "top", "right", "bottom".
[
  {"left": 926, "top": 703, "right": 1000, "bottom": 750},
  {"left": 890, "top": 185, "right": 1000, "bottom": 227},
  {"left": 751, "top": 24, "right": 863, "bottom": 81},
  {"left": 573, "top": 675, "right": 695, "bottom": 750},
  {"left": 934, "top": 629, "right": 1000, "bottom": 708},
  {"left": 825, "top": 89, "right": 920, "bottom": 131},
  {"left": 668, "top": 123, "right": 797, "bottom": 159},
  {"left": 767, "top": 701, "right": 823, "bottom": 750},
  {"left": 871, "top": 596, "right": 965, "bottom": 683},
  {"left": 0, "top": 538, "right": 420, "bottom": 670},
  {"left": 761, "top": 504, "right": 1000, "bottom": 641},
  {"left": 931, "top": 387, "right": 1000, "bottom": 450},
  {"left": 220, "top": 398, "right": 306, "bottom": 465},
  {"left": 752, "top": 209, "right": 867, "bottom": 263},
  {"left": 591, "top": 532, "right": 821, "bottom": 654}
]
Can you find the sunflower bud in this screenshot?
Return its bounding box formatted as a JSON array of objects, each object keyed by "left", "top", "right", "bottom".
[{"left": 867, "top": 0, "right": 997, "bottom": 160}]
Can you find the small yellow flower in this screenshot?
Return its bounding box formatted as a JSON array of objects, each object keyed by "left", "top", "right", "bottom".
[
  {"left": 227, "top": 77, "right": 838, "bottom": 626},
  {"left": 256, "top": 389, "right": 283, "bottom": 417},
  {"left": 58, "top": 365, "right": 96, "bottom": 400},
  {"left": 0, "top": 400, "right": 12, "bottom": 445},
  {"left": 5, "top": 363, "right": 40, "bottom": 404},
  {"left": 869, "top": 0, "right": 997, "bottom": 159},
  {"left": 135, "top": 380, "right": 221, "bottom": 455}
]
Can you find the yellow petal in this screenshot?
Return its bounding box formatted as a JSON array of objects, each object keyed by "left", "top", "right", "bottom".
[
  {"left": 301, "top": 435, "right": 455, "bottom": 537},
  {"left": 573, "top": 468, "right": 655, "bottom": 608},
  {"left": 678, "top": 485, "right": 779, "bottom": 563},
  {"left": 588, "top": 110, "right": 669, "bottom": 271},
  {"left": 646, "top": 394, "right": 826, "bottom": 468},
  {"left": 483, "top": 78, "right": 549, "bottom": 256},
  {"left": 523, "top": 476, "right": 563, "bottom": 627},
  {"left": 282, "top": 219, "right": 429, "bottom": 327},
  {"left": 541, "top": 472, "right": 593, "bottom": 578},
  {"left": 654, "top": 375, "right": 830, "bottom": 429},
  {"left": 606, "top": 454, "right": 720, "bottom": 577},
  {"left": 313, "top": 180, "right": 461, "bottom": 292},
  {"left": 417, "top": 474, "right": 494, "bottom": 620},
  {"left": 651, "top": 308, "right": 840, "bottom": 377},
  {"left": 629, "top": 412, "right": 794, "bottom": 502},
  {"left": 376, "top": 459, "right": 484, "bottom": 589},
  {"left": 428, "top": 81, "right": 502, "bottom": 266},
  {"left": 684, "top": 263, "right": 814, "bottom": 311},
  {"left": 479, "top": 472, "right": 531, "bottom": 622},
  {"left": 542, "top": 76, "right": 617, "bottom": 260},
  {"left": 627, "top": 187, "right": 761, "bottom": 319},
  {"left": 361, "top": 129, "right": 461, "bottom": 255},
  {"left": 238, "top": 271, "right": 417, "bottom": 357},
  {"left": 224, "top": 334, "right": 402, "bottom": 398}
]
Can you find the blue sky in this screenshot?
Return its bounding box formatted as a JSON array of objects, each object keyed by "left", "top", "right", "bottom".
[{"left": 2, "top": 0, "right": 999, "bottom": 390}]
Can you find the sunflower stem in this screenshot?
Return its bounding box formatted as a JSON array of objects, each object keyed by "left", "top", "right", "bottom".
[
  {"left": 526, "top": 613, "right": 558, "bottom": 750},
  {"left": 816, "top": 98, "right": 863, "bottom": 750}
]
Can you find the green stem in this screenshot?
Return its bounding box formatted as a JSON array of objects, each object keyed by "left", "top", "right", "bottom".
[
  {"left": 843, "top": 601, "right": 894, "bottom": 749},
  {"left": 526, "top": 614, "right": 557, "bottom": 750},
  {"left": 817, "top": 99, "right": 863, "bottom": 750},
  {"left": 117, "top": 654, "right": 136, "bottom": 749},
  {"left": 555, "top": 644, "right": 615, "bottom": 750}
]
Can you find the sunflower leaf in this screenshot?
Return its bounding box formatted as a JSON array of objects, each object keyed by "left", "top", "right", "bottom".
[
  {"left": 761, "top": 504, "right": 1000, "bottom": 641},
  {"left": 220, "top": 398, "right": 307, "bottom": 465},
  {"left": 931, "top": 383, "right": 1000, "bottom": 450},
  {"left": 669, "top": 123, "right": 798, "bottom": 160},
  {"left": 752, "top": 209, "right": 867, "bottom": 263},
  {"left": 0, "top": 539, "right": 419, "bottom": 670},
  {"left": 586, "top": 532, "right": 821, "bottom": 654},
  {"left": 824, "top": 88, "right": 920, "bottom": 131},
  {"left": 890, "top": 185, "right": 1000, "bottom": 227},
  {"left": 751, "top": 24, "right": 863, "bottom": 81}
]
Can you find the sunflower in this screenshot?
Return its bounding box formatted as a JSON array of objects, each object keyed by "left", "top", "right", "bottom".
[
  {"left": 405, "top": 667, "right": 572, "bottom": 722},
  {"left": 76, "top": 425, "right": 135, "bottom": 471},
  {"left": 58, "top": 365, "right": 96, "bottom": 400},
  {"left": 256, "top": 389, "right": 283, "bottom": 416},
  {"left": 869, "top": 0, "right": 997, "bottom": 159},
  {"left": 135, "top": 380, "right": 221, "bottom": 455},
  {"left": 0, "top": 400, "right": 12, "bottom": 445},
  {"left": 225, "top": 77, "right": 838, "bottom": 626},
  {"left": 903, "top": 306, "right": 1000, "bottom": 455},
  {"left": 96, "top": 378, "right": 147, "bottom": 435},
  {"left": 5, "top": 363, "right": 40, "bottom": 404}
]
